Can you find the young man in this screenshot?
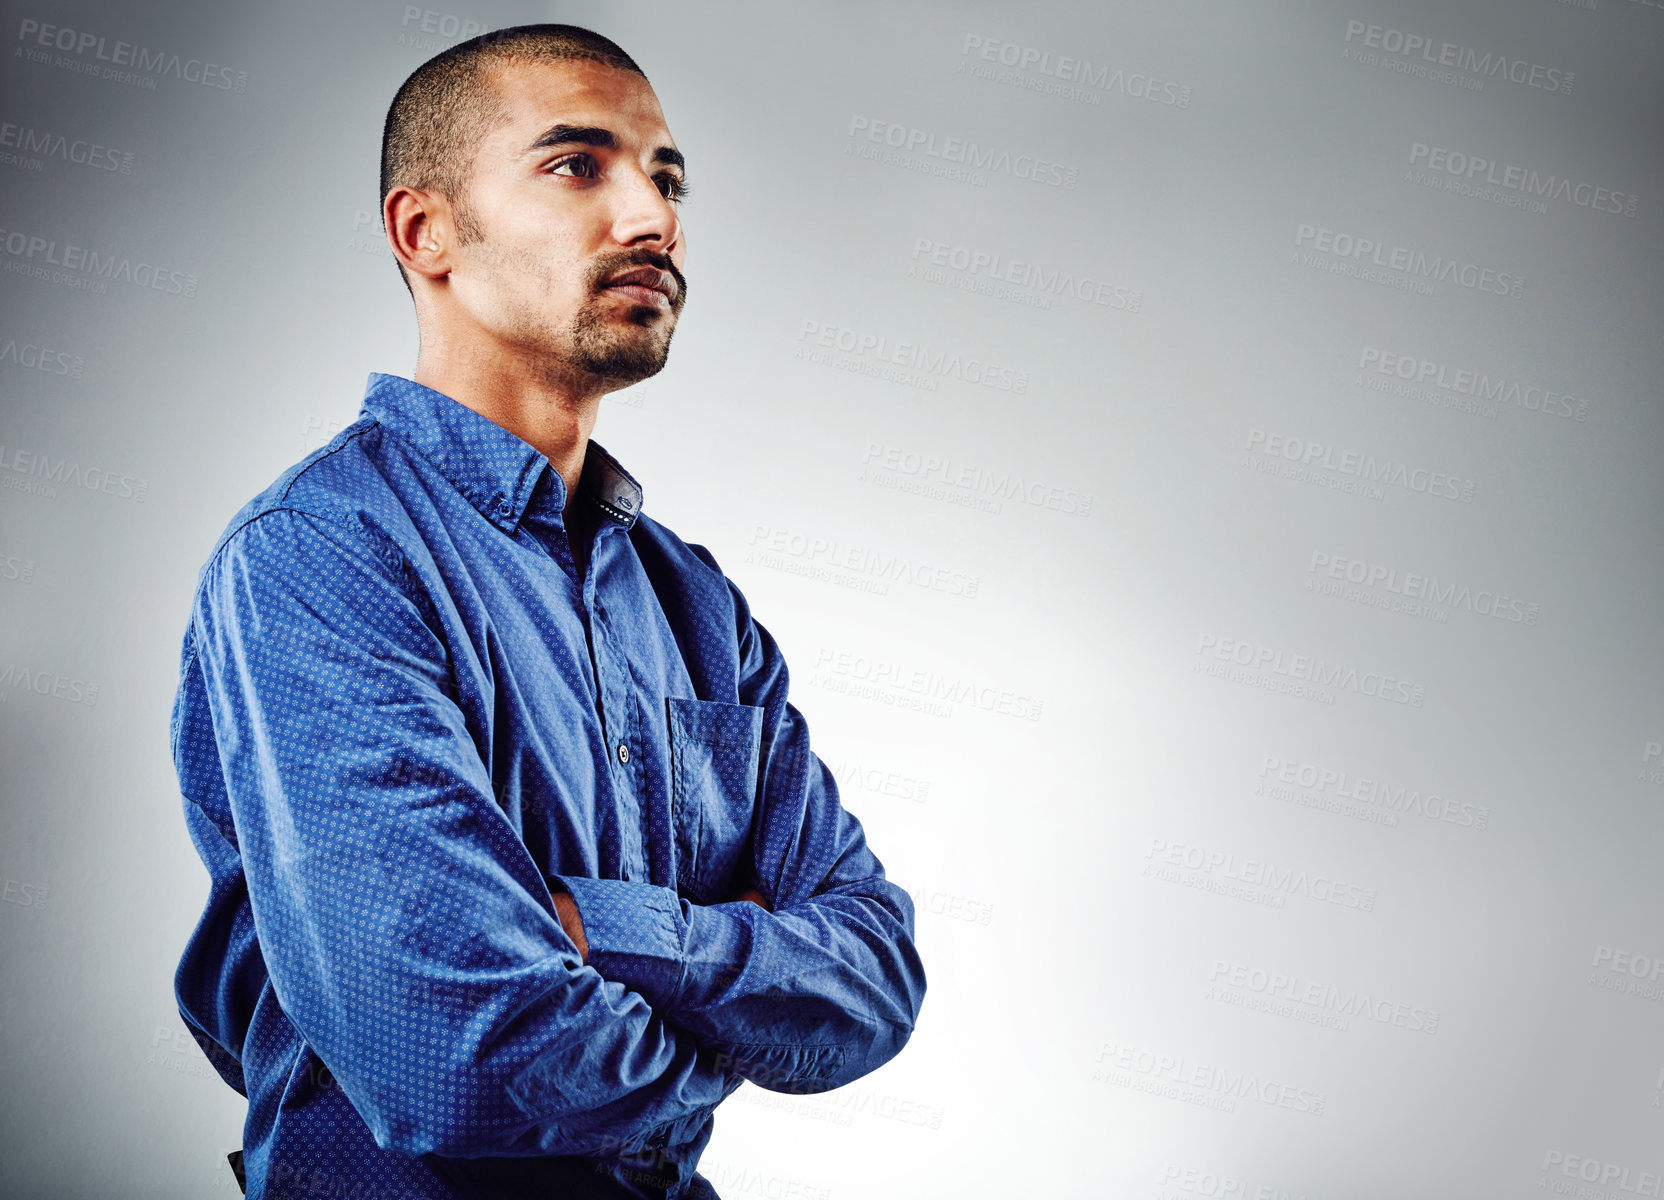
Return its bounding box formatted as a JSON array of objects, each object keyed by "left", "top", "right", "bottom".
[{"left": 168, "top": 25, "right": 926, "bottom": 1200}]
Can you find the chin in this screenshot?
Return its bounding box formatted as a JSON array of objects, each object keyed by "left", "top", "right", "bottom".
[
  {"left": 620, "top": 303, "right": 670, "bottom": 327},
  {"left": 584, "top": 336, "right": 673, "bottom": 383},
  {"left": 569, "top": 303, "right": 677, "bottom": 382}
]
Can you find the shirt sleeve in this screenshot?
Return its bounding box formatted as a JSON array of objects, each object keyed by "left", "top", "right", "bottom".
[
  {"left": 190, "top": 506, "right": 736, "bottom": 1159},
  {"left": 550, "top": 561, "right": 928, "bottom": 1095}
]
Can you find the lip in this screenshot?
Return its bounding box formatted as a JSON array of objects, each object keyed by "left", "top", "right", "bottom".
[{"left": 601, "top": 265, "right": 677, "bottom": 308}]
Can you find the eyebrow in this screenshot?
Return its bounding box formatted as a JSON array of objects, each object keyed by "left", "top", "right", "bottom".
[{"left": 525, "top": 123, "right": 685, "bottom": 171}]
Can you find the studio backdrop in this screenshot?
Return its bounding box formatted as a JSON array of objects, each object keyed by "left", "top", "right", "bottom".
[{"left": 2, "top": 0, "right": 1661, "bottom": 1196}]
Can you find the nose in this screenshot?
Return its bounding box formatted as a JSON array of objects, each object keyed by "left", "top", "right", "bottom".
[{"left": 610, "top": 166, "right": 682, "bottom": 253}]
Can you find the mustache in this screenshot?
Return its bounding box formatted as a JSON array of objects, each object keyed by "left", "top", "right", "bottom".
[{"left": 586, "top": 249, "right": 687, "bottom": 308}]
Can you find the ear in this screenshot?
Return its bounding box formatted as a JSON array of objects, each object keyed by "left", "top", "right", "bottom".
[{"left": 384, "top": 185, "right": 454, "bottom": 283}]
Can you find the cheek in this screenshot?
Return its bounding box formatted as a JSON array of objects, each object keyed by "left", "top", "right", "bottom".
[
  {"left": 487, "top": 214, "right": 580, "bottom": 286},
  {"left": 499, "top": 240, "right": 568, "bottom": 287}
]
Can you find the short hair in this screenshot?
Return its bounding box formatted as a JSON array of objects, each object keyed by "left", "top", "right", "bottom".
[{"left": 379, "top": 24, "right": 648, "bottom": 296}]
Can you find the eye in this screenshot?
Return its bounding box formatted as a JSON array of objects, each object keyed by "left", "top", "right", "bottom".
[
  {"left": 548, "top": 153, "right": 599, "bottom": 179},
  {"left": 655, "top": 172, "right": 692, "bottom": 204}
]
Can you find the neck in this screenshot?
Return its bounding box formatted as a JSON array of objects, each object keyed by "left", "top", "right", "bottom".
[{"left": 412, "top": 329, "right": 613, "bottom": 512}]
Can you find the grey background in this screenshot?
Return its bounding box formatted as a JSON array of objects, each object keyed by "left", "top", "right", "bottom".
[{"left": 2, "top": 0, "right": 1661, "bottom": 1196}]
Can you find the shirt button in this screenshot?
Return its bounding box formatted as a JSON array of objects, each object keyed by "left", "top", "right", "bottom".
[{"left": 617, "top": 743, "right": 630, "bottom": 765}]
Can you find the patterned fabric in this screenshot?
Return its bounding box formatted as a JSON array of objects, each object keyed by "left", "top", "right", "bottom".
[{"left": 169, "top": 372, "right": 927, "bottom": 1199}]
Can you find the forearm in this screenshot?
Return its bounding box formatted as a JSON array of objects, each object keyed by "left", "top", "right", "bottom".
[
  {"left": 551, "top": 881, "right": 770, "bottom": 965},
  {"left": 676, "top": 878, "right": 923, "bottom": 1091},
  {"left": 549, "top": 871, "right": 923, "bottom": 1093}
]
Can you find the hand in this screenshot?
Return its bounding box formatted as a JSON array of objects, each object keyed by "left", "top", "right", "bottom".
[
  {"left": 726, "top": 886, "right": 772, "bottom": 912},
  {"left": 550, "top": 889, "right": 588, "bottom": 963}
]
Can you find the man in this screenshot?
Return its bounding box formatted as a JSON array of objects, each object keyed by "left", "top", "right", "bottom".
[{"left": 168, "top": 24, "right": 926, "bottom": 1200}]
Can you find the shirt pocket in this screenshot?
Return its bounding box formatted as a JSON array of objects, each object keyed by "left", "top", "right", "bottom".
[{"left": 666, "top": 697, "right": 764, "bottom": 903}]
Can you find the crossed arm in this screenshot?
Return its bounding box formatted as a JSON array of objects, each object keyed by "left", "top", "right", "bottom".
[
  {"left": 551, "top": 886, "right": 771, "bottom": 962},
  {"left": 191, "top": 507, "right": 924, "bottom": 1159}
]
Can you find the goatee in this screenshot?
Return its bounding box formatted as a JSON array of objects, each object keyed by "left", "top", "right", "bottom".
[{"left": 568, "top": 249, "right": 687, "bottom": 383}]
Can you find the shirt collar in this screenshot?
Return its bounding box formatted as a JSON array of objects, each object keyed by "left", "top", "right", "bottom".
[{"left": 358, "top": 372, "right": 643, "bottom": 532}]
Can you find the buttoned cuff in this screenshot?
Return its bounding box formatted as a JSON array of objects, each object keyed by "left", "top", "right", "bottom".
[{"left": 547, "top": 875, "right": 688, "bottom": 1009}]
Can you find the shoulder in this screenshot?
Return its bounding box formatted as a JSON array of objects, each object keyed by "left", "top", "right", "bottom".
[
  {"left": 629, "top": 510, "right": 742, "bottom": 608},
  {"left": 193, "top": 418, "right": 418, "bottom": 598},
  {"left": 628, "top": 511, "right": 773, "bottom": 662},
  {"left": 628, "top": 511, "right": 779, "bottom": 693}
]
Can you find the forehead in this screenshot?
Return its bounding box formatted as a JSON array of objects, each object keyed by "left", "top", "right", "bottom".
[{"left": 482, "top": 57, "right": 673, "bottom": 153}]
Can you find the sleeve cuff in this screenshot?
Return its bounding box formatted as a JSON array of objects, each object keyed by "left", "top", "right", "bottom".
[{"left": 547, "top": 875, "right": 688, "bottom": 1009}]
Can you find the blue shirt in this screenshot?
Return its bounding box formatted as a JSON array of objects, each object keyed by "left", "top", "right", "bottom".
[{"left": 169, "top": 372, "right": 927, "bottom": 1199}]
